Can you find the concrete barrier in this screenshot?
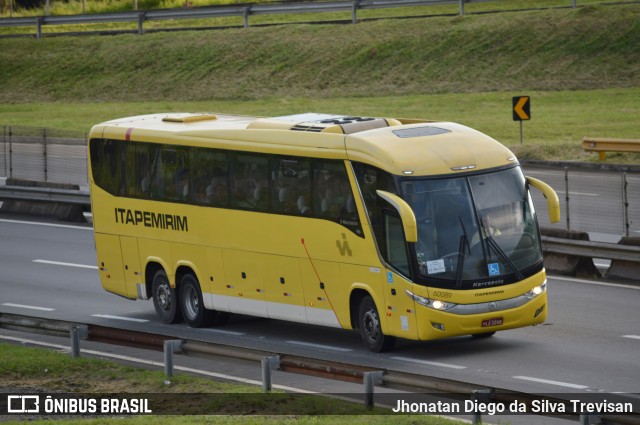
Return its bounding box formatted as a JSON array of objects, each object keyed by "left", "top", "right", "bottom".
[
  {"left": 605, "top": 237, "right": 640, "bottom": 282},
  {"left": 540, "top": 228, "right": 601, "bottom": 278},
  {"left": 0, "top": 178, "right": 87, "bottom": 222}
]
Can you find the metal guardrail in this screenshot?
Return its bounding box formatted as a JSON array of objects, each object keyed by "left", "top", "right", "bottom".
[
  {"left": 1, "top": 312, "right": 638, "bottom": 423},
  {"left": 542, "top": 235, "right": 640, "bottom": 262},
  {"left": 0, "top": 0, "right": 518, "bottom": 38},
  {"left": 0, "top": 185, "right": 90, "bottom": 206},
  {"left": 582, "top": 137, "right": 640, "bottom": 161}
]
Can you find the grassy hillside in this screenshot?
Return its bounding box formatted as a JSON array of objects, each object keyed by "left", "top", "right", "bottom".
[{"left": 1, "top": 4, "right": 639, "bottom": 104}]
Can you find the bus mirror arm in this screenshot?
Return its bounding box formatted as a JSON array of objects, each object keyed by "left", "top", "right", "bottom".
[
  {"left": 376, "top": 190, "right": 418, "bottom": 243},
  {"left": 526, "top": 176, "right": 561, "bottom": 224}
]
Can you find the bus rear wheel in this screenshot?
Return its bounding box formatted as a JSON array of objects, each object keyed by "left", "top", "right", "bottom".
[
  {"left": 358, "top": 295, "right": 395, "bottom": 352},
  {"left": 180, "top": 273, "right": 214, "bottom": 328},
  {"left": 152, "top": 270, "right": 182, "bottom": 324}
]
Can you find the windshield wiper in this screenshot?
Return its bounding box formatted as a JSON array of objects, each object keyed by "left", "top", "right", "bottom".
[
  {"left": 485, "top": 235, "right": 524, "bottom": 281},
  {"left": 455, "top": 217, "right": 471, "bottom": 288}
]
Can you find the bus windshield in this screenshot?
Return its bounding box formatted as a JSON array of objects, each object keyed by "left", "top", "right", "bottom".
[{"left": 401, "top": 167, "right": 542, "bottom": 288}]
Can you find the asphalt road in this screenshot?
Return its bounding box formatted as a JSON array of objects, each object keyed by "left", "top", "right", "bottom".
[{"left": 0, "top": 216, "right": 638, "bottom": 401}]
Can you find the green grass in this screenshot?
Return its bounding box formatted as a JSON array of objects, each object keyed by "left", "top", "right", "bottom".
[
  {"left": 0, "top": 2, "right": 639, "bottom": 163},
  {"left": 0, "top": 342, "right": 461, "bottom": 423},
  {"left": 2, "top": 87, "right": 639, "bottom": 162}
]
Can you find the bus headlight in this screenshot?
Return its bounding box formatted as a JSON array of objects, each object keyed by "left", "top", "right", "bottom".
[
  {"left": 525, "top": 280, "right": 547, "bottom": 298},
  {"left": 405, "top": 290, "right": 456, "bottom": 311}
]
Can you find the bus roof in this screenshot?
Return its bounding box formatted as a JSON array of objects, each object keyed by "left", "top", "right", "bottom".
[{"left": 90, "top": 112, "right": 518, "bottom": 177}]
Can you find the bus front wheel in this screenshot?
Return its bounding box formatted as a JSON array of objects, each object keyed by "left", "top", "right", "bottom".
[
  {"left": 152, "top": 270, "right": 182, "bottom": 324},
  {"left": 358, "top": 295, "right": 396, "bottom": 352},
  {"left": 180, "top": 273, "right": 214, "bottom": 328}
]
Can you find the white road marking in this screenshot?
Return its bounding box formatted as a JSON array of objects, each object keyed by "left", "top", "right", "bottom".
[
  {"left": 554, "top": 190, "right": 599, "bottom": 197},
  {"left": 204, "top": 329, "right": 245, "bottom": 336},
  {"left": 622, "top": 335, "right": 640, "bottom": 340},
  {"left": 0, "top": 218, "right": 92, "bottom": 230},
  {"left": 551, "top": 275, "right": 640, "bottom": 290},
  {"left": 33, "top": 259, "right": 98, "bottom": 270},
  {"left": 286, "top": 340, "right": 353, "bottom": 352},
  {"left": 392, "top": 356, "right": 467, "bottom": 370},
  {"left": 513, "top": 375, "right": 588, "bottom": 389},
  {"left": 91, "top": 314, "right": 149, "bottom": 323},
  {"left": 2, "top": 303, "right": 55, "bottom": 311}
]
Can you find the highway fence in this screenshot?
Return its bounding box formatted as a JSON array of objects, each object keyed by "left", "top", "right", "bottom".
[
  {"left": 0, "top": 0, "right": 622, "bottom": 38},
  {"left": 0, "top": 125, "right": 88, "bottom": 188}
]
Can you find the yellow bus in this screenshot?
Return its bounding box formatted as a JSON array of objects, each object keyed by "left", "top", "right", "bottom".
[{"left": 88, "top": 112, "right": 560, "bottom": 352}]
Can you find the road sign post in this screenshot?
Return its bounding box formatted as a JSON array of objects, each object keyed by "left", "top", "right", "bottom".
[{"left": 512, "top": 95, "right": 531, "bottom": 144}]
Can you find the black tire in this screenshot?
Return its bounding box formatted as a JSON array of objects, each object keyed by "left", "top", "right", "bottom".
[
  {"left": 358, "top": 295, "right": 396, "bottom": 352},
  {"left": 180, "top": 273, "right": 215, "bottom": 328},
  {"left": 152, "top": 269, "right": 182, "bottom": 324}
]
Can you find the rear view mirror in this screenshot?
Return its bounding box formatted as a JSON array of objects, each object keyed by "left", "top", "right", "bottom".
[{"left": 376, "top": 190, "right": 418, "bottom": 242}]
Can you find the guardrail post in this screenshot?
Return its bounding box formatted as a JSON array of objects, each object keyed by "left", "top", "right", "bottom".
[
  {"left": 352, "top": 1, "right": 358, "bottom": 24},
  {"left": 470, "top": 389, "right": 493, "bottom": 425},
  {"left": 43, "top": 128, "right": 48, "bottom": 182},
  {"left": 363, "top": 370, "right": 384, "bottom": 409},
  {"left": 163, "top": 339, "right": 184, "bottom": 378},
  {"left": 564, "top": 167, "right": 570, "bottom": 230},
  {"left": 70, "top": 326, "right": 81, "bottom": 357},
  {"left": 261, "top": 355, "right": 280, "bottom": 393},
  {"left": 137, "top": 11, "right": 145, "bottom": 35},
  {"left": 580, "top": 413, "right": 602, "bottom": 425},
  {"left": 243, "top": 6, "right": 250, "bottom": 29},
  {"left": 36, "top": 16, "right": 43, "bottom": 39},
  {"left": 459, "top": 0, "right": 465, "bottom": 16},
  {"left": 2, "top": 126, "right": 7, "bottom": 178},
  {"left": 622, "top": 172, "right": 629, "bottom": 237},
  {"left": 8, "top": 126, "right": 12, "bottom": 180}
]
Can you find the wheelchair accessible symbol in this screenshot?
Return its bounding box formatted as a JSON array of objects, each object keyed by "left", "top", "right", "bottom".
[{"left": 488, "top": 263, "right": 500, "bottom": 276}]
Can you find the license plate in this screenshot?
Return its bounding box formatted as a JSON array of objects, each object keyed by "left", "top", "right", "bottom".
[{"left": 482, "top": 317, "right": 503, "bottom": 327}]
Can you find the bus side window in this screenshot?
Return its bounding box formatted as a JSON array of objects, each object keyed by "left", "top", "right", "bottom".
[
  {"left": 90, "top": 139, "right": 116, "bottom": 194},
  {"left": 313, "top": 160, "right": 363, "bottom": 236},
  {"left": 191, "top": 148, "right": 227, "bottom": 207},
  {"left": 271, "top": 156, "right": 311, "bottom": 215},
  {"left": 136, "top": 142, "right": 155, "bottom": 198},
  {"left": 230, "top": 153, "right": 269, "bottom": 210}
]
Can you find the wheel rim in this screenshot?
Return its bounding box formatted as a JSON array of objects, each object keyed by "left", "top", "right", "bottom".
[
  {"left": 156, "top": 283, "right": 171, "bottom": 311},
  {"left": 184, "top": 284, "right": 198, "bottom": 320},
  {"left": 363, "top": 309, "right": 380, "bottom": 343}
]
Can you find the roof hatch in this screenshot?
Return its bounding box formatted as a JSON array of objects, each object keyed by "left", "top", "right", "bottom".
[
  {"left": 248, "top": 113, "right": 397, "bottom": 134},
  {"left": 162, "top": 113, "right": 217, "bottom": 123}
]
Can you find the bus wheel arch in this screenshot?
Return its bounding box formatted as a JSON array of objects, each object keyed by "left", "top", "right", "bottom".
[
  {"left": 350, "top": 290, "right": 396, "bottom": 352},
  {"left": 149, "top": 265, "right": 182, "bottom": 324}
]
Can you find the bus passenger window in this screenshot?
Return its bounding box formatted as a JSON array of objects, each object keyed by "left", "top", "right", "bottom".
[
  {"left": 230, "top": 153, "right": 268, "bottom": 210},
  {"left": 89, "top": 139, "right": 122, "bottom": 196},
  {"left": 191, "top": 148, "right": 227, "bottom": 206},
  {"left": 271, "top": 157, "right": 311, "bottom": 215},
  {"left": 313, "top": 160, "right": 363, "bottom": 236},
  {"left": 206, "top": 177, "right": 227, "bottom": 206}
]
